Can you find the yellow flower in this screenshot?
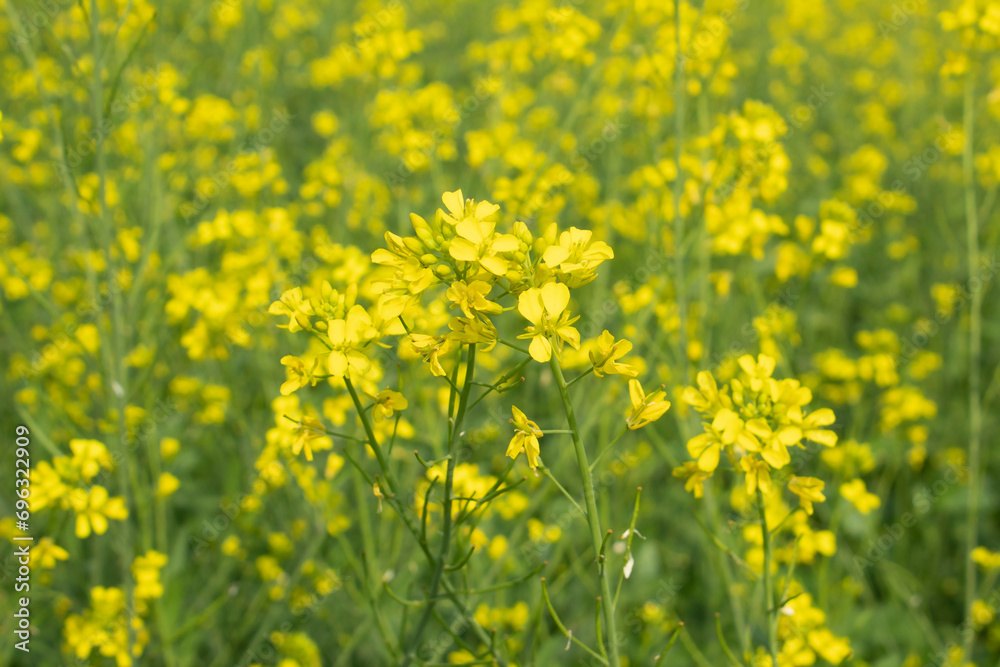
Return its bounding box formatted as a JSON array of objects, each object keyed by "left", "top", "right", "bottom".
[
  {"left": 269, "top": 287, "right": 314, "bottom": 332},
  {"left": 688, "top": 409, "right": 759, "bottom": 472},
  {"left": 683, "top": 370, "right": 732, "bottom": 415},
  {"left": 673, "top": 461, "right": 710, "bottom": 498},
  {"left": 439, "top": 189, "right": 500, "bottom": 227},
  {"left": 156, "top": 472, "right": 181, "bottom": 498},
  {"left": 372, "top": 231, "right": 436, "bottom": 296},
  {"left": 32, "top": 538, "right": 69, "bottom": 569},
  {"left": 972, "top": 600, "right": 995, "bottom": 628},
  {"left": 70, "top": 486, "right": 129, "bottom": 538},
  {"left": 160, "top": 437, "right": 180, "bottom": 460},
  {"left": 280, "top": 355, "right": 320, "bottom": 395},
  {"left": 589, "top": 331, "right": 638, "bottom": 377},
  {"left": 445, "top": 280, "right": 503, "bottom": 318},
  {"left": 626, "top": 379, "right": 671, "bottom": 430},
  {"left": 327, "top": 305, "right": 377, "bottom": 378},
  {"left": 447, "top": 315, "right": 498, "bottom": 350},
  {"left": 540, "top": 226, "right": 614, "bottom": 287},
  {"left": 972, "top": 546, "right": 1000, "bottom": 570},
  {"left": 506, "top": 406, "right": 543, "bottom": 469},
  {"left": 839, "top": 479, "right": 880, "bottom": 514},
  {"left": 786, "top": 406, "right": 838, "bottom": 447},
  {"left": 447, "top": 202, "right": 518, "bottom": 276},
  {"left": 738, "top": 353, "right": 776, "bottom": 392},
  {"left": 409, "top": 333, "right": 455, "bottom": 377},
  {"left": 69, "top": 439, "right": 113, "bottom": 482},
  {"left": 290, "top": 416, "right": 329, "bottom": 461},
  {"left": 740, "top": 455, "right": 773, "bottom": 495},
  {"left": 807, "top": 628, "right": 851, "bottom": 664},
  {"left": 517, "top": 282, "right": 580, "bottom": 362},
  {"left": 132, "top": 551, "right": 168, "bottom": 600},
  {"left": 787, "top": 476, "right": 826, "bottom": 515},
  {"left": 745, "top": 418, "right": 796, "bottom": 469},
  {"left": 369, "top": 389, "right": 408, "bottom": 423}
]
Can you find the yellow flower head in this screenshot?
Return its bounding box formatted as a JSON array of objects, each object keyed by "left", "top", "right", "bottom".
[
  {"left": 506, "top": 406, "right": 543, "bottom": 469},
  {"left": 447, "top": 315, "right": 498, "bottom": 350},
  {"left": 517, "top": 282, "right": 580, "bottom": 362},
  {"left": 279, "top": 355, "right": 320, "bottom": 395},
  {"left": 540, "top": 226, "right": 614, "bottom": 287},
  {"left": 626, "top": 379, "right": 671, "bottom": 430},
  {"left": 369, "top": 389, "right": 408, "bottom": 423},
  {"left": 740, "top": 455, "right": 773, "bottom": 495},
  {"left": 787, "top": 476, "right": 826, "bottom": 515},
  {"left": 69, "top": 439, "right": 113, "bottom": 482},
  {"left": 448, "top": 217, "right": 520, "bottom": 277},
  {"left": 683, "top": 370, "right": 732, "bottom": 415},
  {"left": 409, "top": 333, "right": 455, "bottom": 377},
  {"left": 672, "top": 461, "right": 711, "bottom": 498},
  {"left": 269, "top": 287, "right": 314, "bottom": 332},
  {"left": 738, "top": 353, "right": 776, "bottom": 392},
  {"left": 839, "top": 478, "right": 880, "bottom": 514},
  {"left": 445, "top": 280, "right": 503, "bottom": 319},
  {"left": 786, "top": 406, "right": 838, "bottom": 447},
  {"left": 688, "top": 409, "right": 760, "bottom": 473},
  {"left": 589, "top": 331, "right": 638, "bottom": 378},
  {"left": 327, "top": 305, "right": 378, "bottom": 378},
  {"left": 972, "top": 546, "right": 1000, "bottom": 570},
  {"left": 132, "top": 550, "right": 168, "bottom": 600},
  {"left": 70, "top": 486, "right": 128, "bottom": 538},
  {"left": 32, "top": 538, "right": 69, "bottom": 569}
]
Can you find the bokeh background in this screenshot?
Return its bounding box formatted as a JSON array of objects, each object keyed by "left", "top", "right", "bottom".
[{"left": 1, "top": 0, "right": 999, "bottom": 665}]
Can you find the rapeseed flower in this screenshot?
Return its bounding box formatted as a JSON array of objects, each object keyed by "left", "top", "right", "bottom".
[
  {"left": 506, "top": 406, "right": 543, "bottom": 469},
  {"left": 626, "top": 379, "right": 671, "bottom": 430},
  {"left": 517, "top": 282, "right": 580, "bottom": 362}
]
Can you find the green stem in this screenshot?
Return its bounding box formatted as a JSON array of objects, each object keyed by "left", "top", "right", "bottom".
[
  {"left": 673, "top": 0, "right": 689, "bottom": 383},
  {"left": 962, "top": 73, "right": 983, "bottom": 664},
  {"left": 345, "top": 374, "right": 504, "bottom": 664},
  {"left": 549, "top": 355, "right": 621, "bottom": 666},
  {"left": 758, "top": 489, "right": 778, "bottom": 665},
  {"left": 401, "top": 345, "right": 477, "bottom": 666},
  {"left": 344, "top": 378, "right": 398, "bottom": 496},
  {"left": 541, "top": 578, "right": 608, "bottom": 665}
]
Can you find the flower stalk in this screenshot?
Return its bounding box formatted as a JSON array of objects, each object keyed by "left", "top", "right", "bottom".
[
  {"left": 758, "top": 489, "right": 779, "bottom": 666},
  {"left": 961, "top": 73, "right": 983, "bottom": 664},
  {"left": 549, "top": 354, "right": 621, "bottom": 666}
]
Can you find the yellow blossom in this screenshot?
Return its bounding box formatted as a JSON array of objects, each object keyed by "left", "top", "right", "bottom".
[
  {"left": 70, "top": 486, "right": 129, "bottom": 538},
  {"left": 787, "top": 476, "right": 826, "bottom": 515},
  {"left": 327, "top": 305, "right": 377, "bottom": 378},
  {"left": 506, "top": 406, "right": 543, "bottom": 469},
  {"left": 369, "top": 389, "right": 408, "bottom": 423},
  {"left": 626, "top": 379, "right": 671, "bottom": 430},
  {"left": 589, "top": 331, "right": 638, "bottom": 377},
  {"left": 517, "top": 282, "right": 580, "bottom": 362},
  {"left": 839, "top": 479, "right": 881, "bottom": 514},
  {"left": 280, "top": 355, "right": 320, "bottom": 395}
]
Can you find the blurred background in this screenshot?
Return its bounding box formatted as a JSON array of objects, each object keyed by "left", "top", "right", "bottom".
[{"left": 0, "top": 0, "right": 998, "bottom": 665}]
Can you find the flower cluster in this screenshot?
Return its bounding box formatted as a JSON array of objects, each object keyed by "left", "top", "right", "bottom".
[
  {"left": 31, "top": 439, "right": 129, "bottom": 539},
  {"left": 675, "top": 354, "right": 837, "bottom": 512}
]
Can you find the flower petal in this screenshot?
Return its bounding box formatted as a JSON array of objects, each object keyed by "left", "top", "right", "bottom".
[
  {"left": 518, "top": 289, "right": 544, "bottom": 324},
  {"left": 539, "top": 282, "right": 570, "bottom": 316},
  {"left": 528, "top": 336, "right": 551, "bottom": 362}
]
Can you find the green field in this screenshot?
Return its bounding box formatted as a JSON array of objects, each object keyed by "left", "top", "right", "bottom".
[{"left": 1, "top": 0, "right": 999, "bottom": 665}]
